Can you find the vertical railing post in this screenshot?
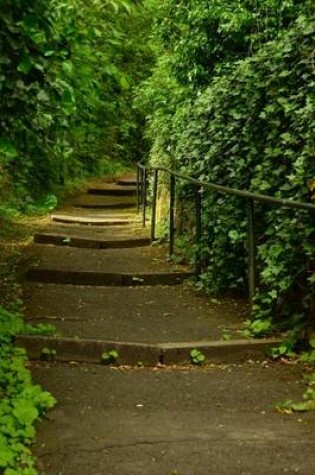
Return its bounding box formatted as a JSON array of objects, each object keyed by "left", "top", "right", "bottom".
[
  {"left": 169, "top": 174, "right": 176, "bottom": 257},
  {"left": 247, "top": 198, "right": 256, "bottom": 314},
  {"left": 136, "top": 166, "right": 140, "bottom": 214},
  {"left": 195, "top": 185, "right": 202, "bottom": 275},
  {"left": 142, "top": 168, "right": 147, "bottom": 228},
  {"left": 151, "top": 169, "right": 158, "bottom": 242}
]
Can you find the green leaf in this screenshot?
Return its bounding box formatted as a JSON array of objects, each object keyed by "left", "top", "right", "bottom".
[
  {"left": 119, "top": 75, "right": 130, "bottom": 90},
  {"left": 12, "top": 400, "right": 38, "bottom": 426},
  {"left": 0, "top": 138, "right": 18, "bottom": 160},
  {"left": 17, "top": 57, "right": 33, "bottom": 74},
  {"left": 290, "top": 400, "right": 315, "bottom": 412},
  {"left": 0, "top": 448, "right": 15, "bottom": 468}
]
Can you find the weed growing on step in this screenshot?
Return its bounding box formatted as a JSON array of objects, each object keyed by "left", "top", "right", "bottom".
[
  {"left": 40, "top": 348, "right": 57, "bottom": 362},
  {"left": 276, "top": 373, "right": 315, "bottom": 414},
  {"left": 0, "top": 306, "right": 56, "bottom": 474},
  {"left": 62, "top": 237, "right": 71, "bottom": 246},
  {"left": 101, "top": 349, "right": 119, "bottom": 365},
  {"left": 190, "top": 349, "right": 206, "bottom": 366},
  {"left": 269, "top": 336, "right": 315, "bottom": 413}
]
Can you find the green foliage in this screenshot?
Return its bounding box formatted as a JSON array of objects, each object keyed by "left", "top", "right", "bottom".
[
  {"left": 0, "top": 306, "right": 56, "bottom": 473},
  {"left": 190, "top": 348, "right": 206, "bottom": 366},
  {"left": 276, "top": 373, "right": 315, "bottom": 413},
  {"left": 300, "top": 338, "right": 315, "bottom": 364},
  {"left": 139, "top": 0, "right": 315, "bottom": 335},
  {"left": 0, "top": 0, "right": 154, "bottom": 210},
  {"left": 101, "top": 349, "right": 119, "bottom": 365},
  {"left": 40, "top": 347, "right": 57, "bottom": 361}
]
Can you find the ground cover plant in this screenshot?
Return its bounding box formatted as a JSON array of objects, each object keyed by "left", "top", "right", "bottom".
[{"left": 0, "top": 306, "right": 56, "bottom": 474}]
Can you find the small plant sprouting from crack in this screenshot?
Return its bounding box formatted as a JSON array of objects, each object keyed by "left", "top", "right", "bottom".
[
  {"left": 40, "top": 347, "right": 57, "bottom": 361},
  {"left": 101, "top": 349, "right": 119, "bottom": 365},
  {"left": 190, "top": 348, "right": 206, "bottom": 366}
]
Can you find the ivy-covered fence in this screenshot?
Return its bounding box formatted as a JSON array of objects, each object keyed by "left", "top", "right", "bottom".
[{"left": 138, "top": 0, "right": 315, "bottom": 335}]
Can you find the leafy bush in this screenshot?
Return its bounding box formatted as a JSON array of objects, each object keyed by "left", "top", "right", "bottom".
[
  {"left": 0, "top": 0, "right": 153, "bottom": 209},
  {"left": 139, "top": 1, "right": 315, "bottom": 334},
  {"left": 0, "top": 306, "right": 56, "bottom": 473}
]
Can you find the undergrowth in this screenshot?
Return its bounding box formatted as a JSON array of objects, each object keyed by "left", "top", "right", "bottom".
[
  {"left": 267, "top": 333, "right": 315, "bottom": 413},
  {"left": 0, "top": 306, "right": 56, "bottom": 474}
]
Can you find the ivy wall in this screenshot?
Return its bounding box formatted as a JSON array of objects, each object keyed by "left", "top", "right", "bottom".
[{"left": 138, "top": 0, "right": 315, "bottom": 334}]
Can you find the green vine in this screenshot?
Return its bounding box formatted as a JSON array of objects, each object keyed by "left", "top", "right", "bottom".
[
  {"left": 0, "top": 306, "right": 56, "bottom": 474},
  {"left": 138, "top": 0, "right": 315, "bottom": 336}
]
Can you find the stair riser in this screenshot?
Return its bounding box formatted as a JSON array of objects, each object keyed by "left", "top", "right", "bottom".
[
  {"left": 88, "top": 189, "right": 136, "bottom": 197},
  {"left": 116, "top": 180, "right": 137, "bottom": 187},
  {"left": 51, "top": 218, "right": 134, "bottom": 226},
  {"left": 73, "top": 202, "right": 136, "bottom": 209},
  {"left": 27, "top": 269, "right": 194, "bottom": 286},
  {"left": 16, "top": 335, "right": 281, "bottom": 366},
  {"left": 34, "top": 234, "right": 151, "bottom": 249}
]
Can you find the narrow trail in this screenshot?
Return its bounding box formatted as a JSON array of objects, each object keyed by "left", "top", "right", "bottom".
[{"left": 21, "top": 172, "right": 315, "bottom": 474}]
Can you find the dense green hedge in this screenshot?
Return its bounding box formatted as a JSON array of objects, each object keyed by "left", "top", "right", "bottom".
[
  {"left": 0, "top": 0, "right": 153, "bottom": 210},
  {"left": 139, "top": 0, "right": 315, "bottom": 334}
]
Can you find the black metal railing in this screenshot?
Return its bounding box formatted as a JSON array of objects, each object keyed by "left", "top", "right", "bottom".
[{"left": 137, "top": 162, "right": 315, "bottom": 310}]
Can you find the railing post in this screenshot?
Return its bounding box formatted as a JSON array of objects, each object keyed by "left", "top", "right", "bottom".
[
  {"left": 195, "top": 185, "right": 202, "bottom": 275},
  {"left": 142, "top": 168, "right": 147, "bottom": 228},
  {"left": 151, "top": 169, "right": 158, "bottom": 242},
  {"left": 247, "top": 198, "right": 256, "bottom": 313},
  {"left": 136, "top": 166, "right": 140, "bottom": 214},
  {"left": 169, "top": 174, "right": 176, "bottom": 257}
]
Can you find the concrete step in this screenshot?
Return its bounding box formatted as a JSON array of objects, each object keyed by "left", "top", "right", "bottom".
[
  {"left": 30, "top": 361, "right": 314, "bottom": 475},
  {"left": 23, "top": 284, "right": 248, "bottom": 342},
  {"left": 38, "top": 224, "right": 150, "bottom": 238},
  {"left": 26, "top": 245, "right": 193, "bottom": 286},
  {"left": 27, "top": 245, "right": 186, "bottom": 274},
  {"left": 16, "top": 334, "right": 281, "bottom": 365},
  {"left": 27, "top": 268, "right": 193, "bottom": 286},
  {"left": 51, "top": 214, "right": 136, "bottom": 226},
  {"left": 71, "top": 194, "right": 137, "bottom": 209},
  {"left": 73, "top": 202, "right": 136, "bottom": 210},
  {"left": 88, "top": 184, "right": 137, "bottom": 196},
  {"left": 34, "top": 233, "right": 151, "bottom": 249},
  {"left": 116, "top": 177, "right": 137, "bottom": 187}
]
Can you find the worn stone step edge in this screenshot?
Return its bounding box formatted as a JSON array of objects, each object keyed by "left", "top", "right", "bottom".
[
  {"left": 88, "top": 187, "right": 137, "bottom": 196},
  {"left": 34, "top": 233, "right": 151, "bottom": 249},
  {"left": 26, "top": 269, "right": 195, "bottom": 286},
  {"left": 51, "top": 215, "right": 135, "bottom": 226},
  {"left": 116, "top": 178, "right": 137, "bottom": 187},
  {"left": 73, "top": 202, "right": 136, "bottom": 210},
  {"left": 15, "top": 335, "right": 282, "bottom": 366}
]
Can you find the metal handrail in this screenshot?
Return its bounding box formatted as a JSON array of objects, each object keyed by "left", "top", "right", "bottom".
[{"left": 137, "top": 162, "right": 315, "bottom": 312}]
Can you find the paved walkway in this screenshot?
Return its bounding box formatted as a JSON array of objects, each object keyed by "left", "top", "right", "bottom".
[{"left": 21, "top": 173, "right": 315, "bottom": 474}]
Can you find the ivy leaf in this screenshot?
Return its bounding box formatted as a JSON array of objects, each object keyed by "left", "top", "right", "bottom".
[
  {"left": 0, "top": 447, "right": 15, "bottom": 468},
  {"left": 0, "top": 138, "right": 18, "bottom": 160},
  {"left": 37, "top": 90, "right": 49, "bottom": 102},
  {"left": 290, "top": 401, "right": 315, "bottom": 412},
  {"left": 12, "top": 400, "right": 38, "bottom": 426},
  {"left": 119, "top": 75, "right": 130, "bottom": 90},
  {"left": 17, "top": 56, "right": 33, "bottom": 74}
]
